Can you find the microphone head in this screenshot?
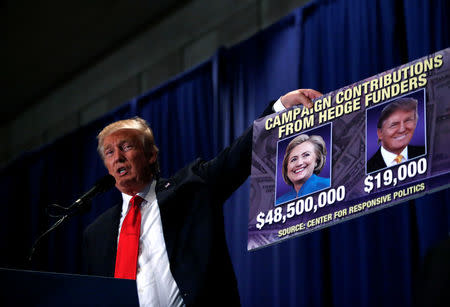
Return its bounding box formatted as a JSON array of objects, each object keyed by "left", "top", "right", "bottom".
[{"left": 95, "top": 174, "right": 116, "bottom": 193}]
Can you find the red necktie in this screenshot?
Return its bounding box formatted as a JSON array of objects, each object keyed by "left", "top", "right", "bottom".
[{"left": 114, "top": 195, "right": 143, "bottom": 280}]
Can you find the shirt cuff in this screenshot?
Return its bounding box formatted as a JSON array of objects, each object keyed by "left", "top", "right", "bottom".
[{"left": 272, "top": 97, "right": 285, "bottom": 112}]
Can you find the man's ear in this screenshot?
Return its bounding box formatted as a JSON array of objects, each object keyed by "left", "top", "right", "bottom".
[
  {"left": 148, "top": 150, "right": 157, "bottom": 164},
  {"left": 376, "top": 129, "right": 382, "bottom": 145}
]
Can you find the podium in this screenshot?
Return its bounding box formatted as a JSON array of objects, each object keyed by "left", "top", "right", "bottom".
[{"left": 0, "top": 268, "right": 139, "bottom": 306}]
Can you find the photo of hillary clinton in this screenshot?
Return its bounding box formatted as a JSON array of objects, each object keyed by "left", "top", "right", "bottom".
[{"left": 275, "top": 134, "right": 330, "bottom": 205}]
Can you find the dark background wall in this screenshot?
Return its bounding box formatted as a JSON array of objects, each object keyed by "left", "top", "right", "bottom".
[{"left": 1, "top": 0, "right": 309, "bottom": 167}]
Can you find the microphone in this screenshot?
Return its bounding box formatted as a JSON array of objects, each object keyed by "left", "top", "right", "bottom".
[
  {"left": 72, "top": 174, "right": 116, "bottom": 206},
  {"left": 47, "top": 174, "right": 116, "bottom": 217}
]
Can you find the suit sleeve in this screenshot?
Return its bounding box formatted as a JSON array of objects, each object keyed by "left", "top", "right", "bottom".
[{"left": 197, "top": 102, "right": 276, "bottom": 203}]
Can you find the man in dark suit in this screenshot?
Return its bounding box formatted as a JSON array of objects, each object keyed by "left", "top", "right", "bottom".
[
  {"left": 82, "top": 89, "right": 322, "bottom": 306},
  {"left": 367, "top": 97, "right": 425, "bottom": 173}
]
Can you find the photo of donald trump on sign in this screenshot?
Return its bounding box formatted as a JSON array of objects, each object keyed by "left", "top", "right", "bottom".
[{"left": 366, "top": 90, "right": 426, "bottom": 174}]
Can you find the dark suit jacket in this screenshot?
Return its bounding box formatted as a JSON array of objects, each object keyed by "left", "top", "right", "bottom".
[
  {"left": 83, "top": 103, "right": 275, "bottom": 307},
  {"left": 366, "top": 145, "right": 425, "bottom": 173}
]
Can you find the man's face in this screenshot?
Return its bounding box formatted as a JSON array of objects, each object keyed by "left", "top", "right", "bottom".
[
  {"left": 102, "top": 129, "right": 156, "bottom": 195},
  {"left": 377, "top": 109, "right": 417, "bottom": 155}
]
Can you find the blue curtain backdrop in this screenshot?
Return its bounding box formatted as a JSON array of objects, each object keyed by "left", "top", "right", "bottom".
[{"left": 1, "top": 0, "right": 449, "bottom": 306}]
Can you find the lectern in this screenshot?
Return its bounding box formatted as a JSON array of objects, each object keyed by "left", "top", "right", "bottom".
[{"left": 0, "top": 268, "right": 139, "bottom": 306}]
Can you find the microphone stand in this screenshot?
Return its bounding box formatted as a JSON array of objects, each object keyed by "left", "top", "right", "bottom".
[
  {"left": 28, "top": 214, "right": 69, "bottom": 262},
  {"left": 27, "top": 200, "right": 90, "bottom": 263},
  {"left": 28, "top": 174, "right": 115, "bottom": 263}
]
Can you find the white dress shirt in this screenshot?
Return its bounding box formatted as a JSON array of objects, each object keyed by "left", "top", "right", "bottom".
[
  {"left": 273, "top": 97, "right": 285, "bottom": 112},
  {"left": 380, "top": 146, "right": 408, "bottom": 167},
  {"left": 118, "top": 181, "right": 184, "bottom": 307}
]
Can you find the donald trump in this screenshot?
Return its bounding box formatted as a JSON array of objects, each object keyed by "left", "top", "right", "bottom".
[{"left": 367, "top": 97, "right": 425, "bottom": 173}]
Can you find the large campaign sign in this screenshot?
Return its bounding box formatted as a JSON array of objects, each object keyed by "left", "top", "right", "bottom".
[{"left": 248, "top": 48, "right": 450, "bottom": 250}]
